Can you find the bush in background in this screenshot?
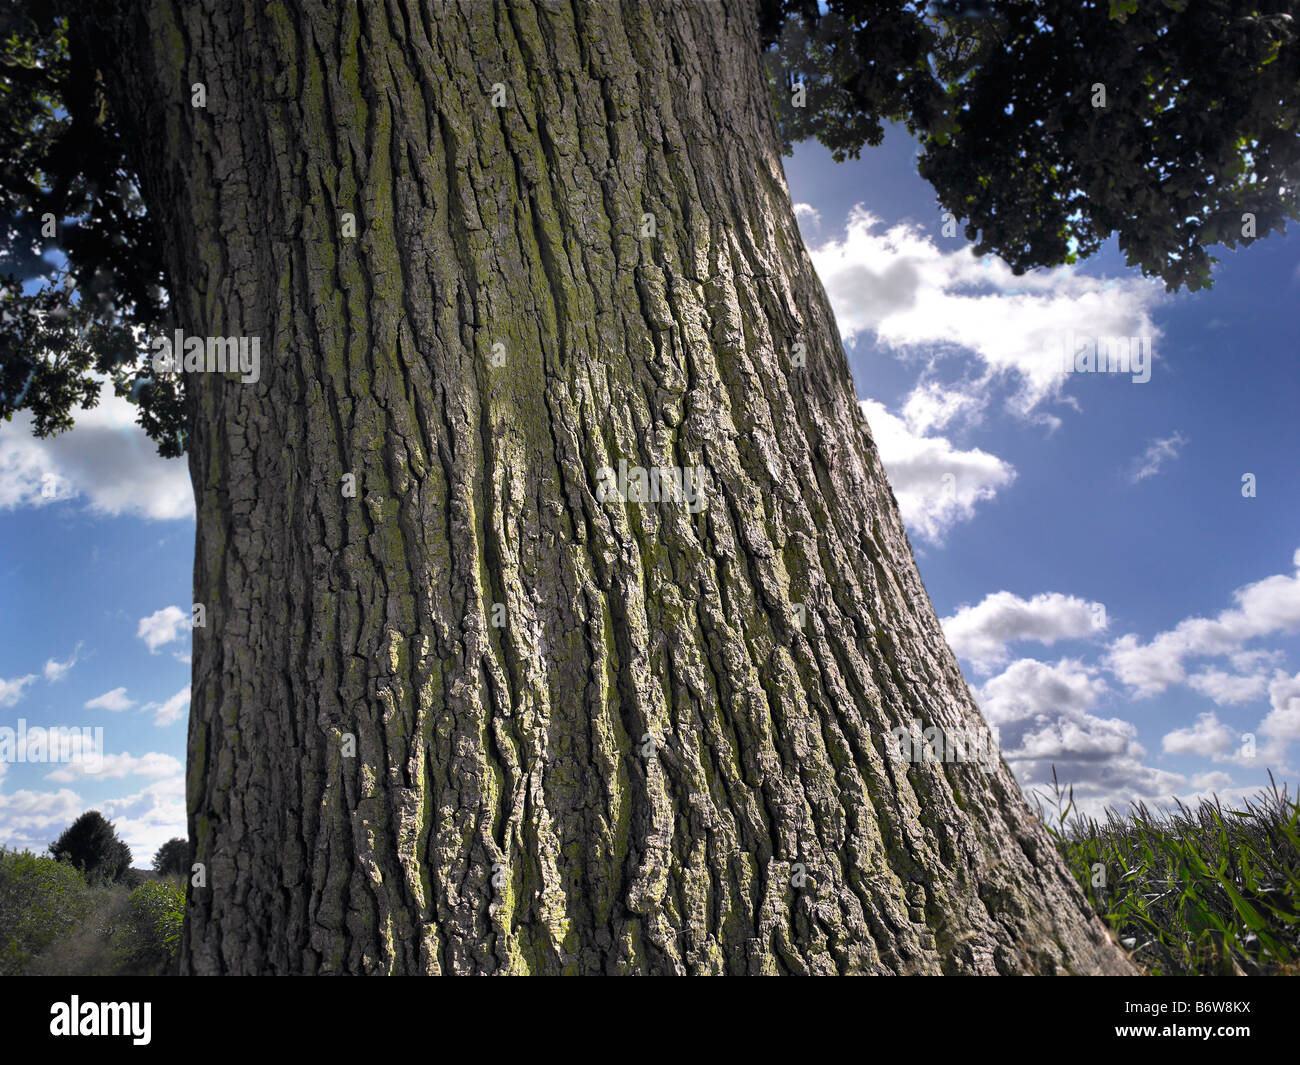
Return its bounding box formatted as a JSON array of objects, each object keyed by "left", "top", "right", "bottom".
[
  {"left": 0, "top": 847, "right": 99, "bottom": 974},
  {"left": 114, "top": 878, "right": 185, "bottom": 975}
]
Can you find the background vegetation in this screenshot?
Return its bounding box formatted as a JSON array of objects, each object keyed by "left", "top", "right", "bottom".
[
  {"left": 6, "top": 797, "right": 1296, "bottom": 976},
  {"left": 0, "top": 819, "right": 185, "bottom": 975},
  {"left": 1038, "top": 771, "right": 1300, "bottom": 976}
]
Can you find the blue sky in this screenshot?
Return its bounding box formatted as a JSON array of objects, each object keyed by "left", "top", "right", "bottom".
[{"left": 2, "top": 124, "right": 1298, "bottom": 861}]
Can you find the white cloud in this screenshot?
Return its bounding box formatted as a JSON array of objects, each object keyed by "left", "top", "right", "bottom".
[
  {"left": 1130, "top": 431, "right": 1187, "bottom": 483},
  {"left": 146, "top": 685, "right": 190, "bottom": 727},
  {"left": 0, "top": 778, "right": 185, "bottom": 863},
  {"left": 100, "top": 775, "right": 186, "bottom": 862},
  {"left": 808, "top": 207, "right": 1164, "bottom": 421},
  {"left": 792, "top": 202, "right": 821, "bottom": 229},
  {"left": 45, "top": 751, "right": 182, "bottom": 783},
  {"left": 1186, "top": 667, "right": 1268, "bottom": 706},
  {"left": 1191, "top": 771, "right": 1234, "bottom": 790},
  {"left": 976, "top": 657, "right": 1189, "bottom": 814},
  {"left": 1108, "top": 548, "right": 1300, "bottom": 696},
  {"left": 899, "top": 381, "right": 984, "bottom": 435},
  {"left": 1014, "top": 714, "right": 1138, "bottom": 761},
  {"left": 0, "top": 386, "right": 193, "bottom": 521},
  {"left": 1162, "top": 712, "right": 1238, "bottom": 758},
  {"left": 860, "top": 398, "right": 1015, "bottom": 544},
  {"left": 0, "top": 788, "right": 87, "bottom": 851},
  {"left": 42, "top": 644, "right": 82, "bottom": 683},
  {"left": 137, "top": 606, "right": 190, "bottom": 653},
  {"left": 942, "top": 592, "right": 1106, "bottom": 674},
  {"left": 1261, "top": 670, "right": 1300, "bottom": 744},
  {"left": 1230, "top": 649, "right": 1285, "bottom": 673},
  {"left": 84, "top": 687, "right": 136, "bottom": 712},
  {"left": 0, "top": 674, "right": 37, "bottom": 708},
  {"left": 978, "top": 657, "right": 1109, "bottom": 726}
]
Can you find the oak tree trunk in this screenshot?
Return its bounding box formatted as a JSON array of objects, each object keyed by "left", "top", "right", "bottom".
[{"left": 81, "top": 0, "right": 1136, "bottom": 974}]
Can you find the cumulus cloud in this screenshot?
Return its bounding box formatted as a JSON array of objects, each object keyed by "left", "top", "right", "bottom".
[
  {"left": 808, "top": 207, "right": 1164, "bottom": 421},
  {"left": 1107, "top": 548, "right": 1300, "bottom": 696},
  {"left": 145, "top": 685, "right": 190, "bottom": 727},
  {"left": 100, "top": 774, "right": 187, "bottom": 861},
  {"left": 137, "top": 606, "right": 190, "bottom": 653},
  {"left": 45, "top": 751, "right": 182, "bottom": 784},
  {"left": 1186, "top": 668, "right": 1269, "bottom": 706},
  {"left": 1014, "top": 715, "right": 1139, "bottom": 762},
  {"left": 1162, "top": 712, "right": 1238, "bottom": 759},
  {"left": 1261, "top": 670, "right": 1300, "bottom": 744},
  {"left": 0, "top": 777, "right": 185, "bottom": 861},
  {"left": 0, "top": 385, "right": 193, "bottom": 521},
  {"left": 860, "top": 398, "right": 1015, "bottom": 544},
  {"left": 0, "top": 788, "right": 87, "bottom": 852},
  {"left": 84, "top": 687, "right": 136, "bottom": 712},
  {"left": 1130, "top": 431, "right": 1187, "bottom": 483},
  {"left": 978, "top": 657, "right": 1110, "bottom": 726},
  {"left": 976, "top": 657, "right": 1186, "bottom": 814},
  {"left": 0, "top": 674, "right": 37, "bottom": 708},
  {"left": 942, "top": 592, "right": 1106, "bottom": 674},
  {"left": 899, "top": 381, "right": 985, "bottom": 435}
]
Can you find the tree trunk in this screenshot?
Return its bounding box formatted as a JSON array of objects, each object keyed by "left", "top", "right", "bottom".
[{"left": 80, "top": 0, "right": 1135, "bottom": 975}]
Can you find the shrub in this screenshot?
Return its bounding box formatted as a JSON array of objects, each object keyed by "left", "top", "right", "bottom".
[
  {"left": 0, "top": 847, "right": 97, "bottom": 975},
  {"left": 115, "top": 878, "right": 185, "bottom": 975}
]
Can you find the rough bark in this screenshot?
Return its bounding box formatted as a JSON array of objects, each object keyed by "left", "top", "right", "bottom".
[{"left": 80, "top": 0, "right": 1137, "bottom": 974}]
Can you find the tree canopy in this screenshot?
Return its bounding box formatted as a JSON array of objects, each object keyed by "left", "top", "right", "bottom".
[
  {"left": 0, "top": 0, "right": 1295, "bottom": 459},
  {"left": 151, "top": 837, "right": 189, "bottom": 878},
  {"left": 48, "top": 810, "right": 132, "bottom": 884}
]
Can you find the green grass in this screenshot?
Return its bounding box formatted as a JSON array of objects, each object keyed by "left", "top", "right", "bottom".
[{"left": 1035, "top": 769, "right": 1300, "bottom": 976}]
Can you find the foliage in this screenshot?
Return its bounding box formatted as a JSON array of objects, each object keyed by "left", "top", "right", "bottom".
[
  {"left": 113, "top": 877, "right": 185, "bottom": 975},
  {"left": 0, "top": 1, "right": 175, "bottom": 451},
  {"left": 0, "top": 1, "right": 1295, "bottom": 456},
  {"left": 48, "top": 809, "right": 132, "bottom": 884},
  {"left": 762, "top": 1, "right": 1298, "bottom": 292},
  {"left": 152, "top": 836, "right": 189, "bottom": 877},
  {"left": 0, "top": 846, "right": 99, "bottom": 974},
  {"left": 0, "top": 849, "right": 184, "bottom": 975},
  {"left": 1037, "top": 769, "right": 1300, "bottom": 976}
]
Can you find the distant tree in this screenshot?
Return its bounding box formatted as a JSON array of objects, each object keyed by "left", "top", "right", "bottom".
[
  {"left": 151, "top": 837, "right": 189, "bottom": 878},
  {"left": 49, "top": 811, "right": 131, "bottom": 885}
]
